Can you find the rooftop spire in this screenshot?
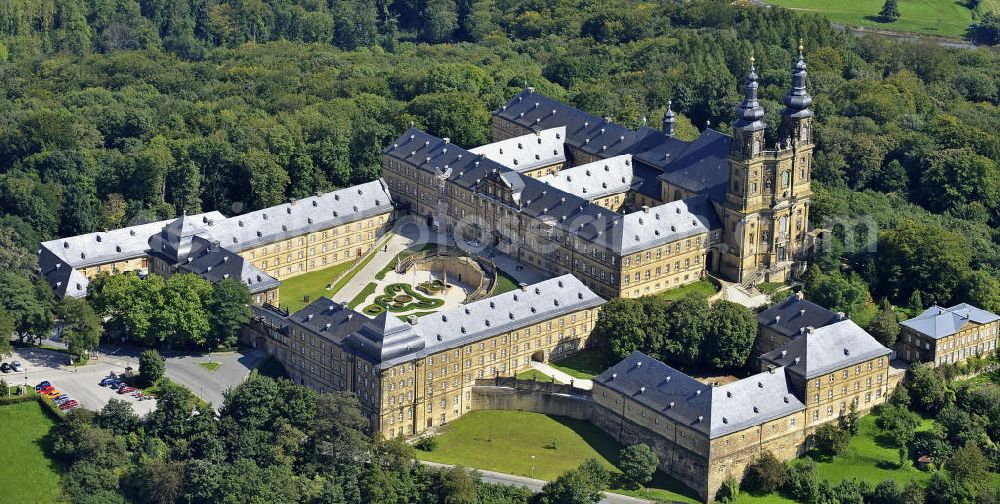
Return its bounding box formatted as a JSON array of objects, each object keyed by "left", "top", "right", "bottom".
[
  {"left": 662, "top": 100, "right": 676, "bottom": 137},
  {"left": 782, "top": 40, "right": 813, "bottom": 118},
  {"left": 733, "top": 51, "right": 765, "bottom": 132}
]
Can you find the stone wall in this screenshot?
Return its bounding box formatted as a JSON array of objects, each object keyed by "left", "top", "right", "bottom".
[{"left": 470, "top": 378, "right": 594, "bottom": 421}]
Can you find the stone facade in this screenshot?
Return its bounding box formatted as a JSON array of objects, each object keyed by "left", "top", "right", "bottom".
[
  {"left": 897, "top": 304, "right": 1000, "bottom": 367},
  {"left": 246, "top": 275, "right": 604, "bottom": 438}
]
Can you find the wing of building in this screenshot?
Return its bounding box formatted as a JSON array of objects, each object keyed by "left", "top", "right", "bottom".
[
  {"left": 40, "top": 181, "right": 394, "bottom": 304},
  {"left": 897, "top": 303, "right": 1000, "bottom": 366}
]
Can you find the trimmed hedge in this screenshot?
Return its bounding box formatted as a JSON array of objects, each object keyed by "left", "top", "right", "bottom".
[{"left": 364, "top": 282, "right": 445, "bottom": 315}]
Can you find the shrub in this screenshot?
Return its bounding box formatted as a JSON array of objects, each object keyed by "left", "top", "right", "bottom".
[
  {"left": 813, "top": 423, "right": 851, "bottom": 457},
  {"left": 138, "top": 349, "right": 165, "bottom": 387},
  {"left": 786, "top": 459, "right": 819, "bottom": 502},
  {"left": 742, "top": 451, "right": 789, "bottom": 494},
  {"left": 618, "top": 443, "right": 659, "bottom": 487},
  {"left": 414, "top": 436, "right": 438, "bottom": 452}
]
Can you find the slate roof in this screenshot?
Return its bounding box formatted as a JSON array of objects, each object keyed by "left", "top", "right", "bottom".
[
  {"left": 494, "top": 91, "right": 734, "bottom": 204},
  {"left": 901, "top": 304, "right": 1000, "bottom": 340},
  {"left": 41, "top": 181, "right": 392, "bottom": 299},
  {"left": 757, "top": 292, "right": 842, "bottom": 339},
  {"left": 536, "top": 155, "right": 638, "bottom": 200},
  {"left": 384, "top": 128, "right": 720, "bottom": 255},
  {"left": 495, "top": 89, "right": 641, "bottom": 158},
  {"left": 203, "top": 180, "right": 393, "bottom": 253},
  {"left": 760, "top": 320, "right": 890, "bottom": 379},
  {"left": 288, "top": 275, "right": 605, "bottom": 368},
  {"left": 594, "top": 352, "right": 804, "bottom": 438},
  {"left": 469, "top": 127, "right": 566, "bottom": 174},
  {"left": 39, "top": 211, "right": 226, "bottom": 298},
  {"left": 174, "top": 237, "right": 280, "bottom": 294},
  {"left": 657, "top": 129, "right": 732, "bottom": 202}
]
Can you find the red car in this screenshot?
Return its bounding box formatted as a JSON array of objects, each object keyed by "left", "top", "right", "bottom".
[
  {"left": 117, "top": 386, "right": 136, "bottom": 394},
  {"left": 38, "top": 386, "right": 55, "bottom": 395},
  {"left": 58, "top": 400, "right": 78, "bottom": 410}
]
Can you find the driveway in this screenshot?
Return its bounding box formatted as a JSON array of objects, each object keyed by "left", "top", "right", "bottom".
[{"left": 97, "top": 345, "right": 268, "bottom": 409}]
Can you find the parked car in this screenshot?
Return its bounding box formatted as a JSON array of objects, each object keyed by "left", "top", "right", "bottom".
[
  {"left": 38, "top": 386, "right": 55, "bottom": 394},
  {"left": 54, "top": 394, "right": 69, "bottom": 402},
  {"left": 117, "top": 386, "right": 136, "bottom": 394},
  {"left": 0, "top": 363, "right": 10, "bottom": 373},
  {"left": 45, "top": 390, "right": 61, "bottom": 399},
  {"left": 58, "top": 400, "right": 79, "bottom": 410},
  {"left": 99, "top": 377, "right": 117, "bottom": 386},
  {"left": 55, "top": 397, "right": 71, "bottom": 406},
  {"left": 11, "top": 362, "right": 23, "bottom": 372},
  {"left": 35, "top": 381, "right": 51, "bottom": 390}
]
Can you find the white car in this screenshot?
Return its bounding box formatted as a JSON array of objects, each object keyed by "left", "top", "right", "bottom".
[{"left": 11, "top": 362, "right": 23, "bottom": 372}]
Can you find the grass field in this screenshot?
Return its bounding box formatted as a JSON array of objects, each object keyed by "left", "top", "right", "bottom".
[
  {"left": 348, "top": 282, "right": 378, "bottom": 309},
  {"left": 0, "top": 401, "right": 63, "bottom": 503},
  {"left": 655, "top": 279, "right": 719, "bottom": 302},
  {"left": 738, "top": 408, "right": 1000, "bottom": 502},
  {"left": 280, "top": 260, "right": 356, "bottom": 312},
  {"left": 493, "top": 270, "right": 520, "bottom": 295},
  {"left": 515, "top": 368, "right": 563, "bottom": 383},
  {"left": 416, "top": 410, "right": 701, "bottom": 503},
  {"left": 550, "top": 349, "right": 609, "bottom": 379},
  {"left": 767, "top": 0, "right": 974, "bottom": 38}
]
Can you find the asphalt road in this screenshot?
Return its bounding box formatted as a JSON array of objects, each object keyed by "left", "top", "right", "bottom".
[
  {"left": 419, "top": 461, "right": 655, "bottom": 504},
  {"left": 99, "top": 345, "right": 269, "bottom": 409},
  {"left": 4, "top": 344, "right": 268, "bottom": 414}
]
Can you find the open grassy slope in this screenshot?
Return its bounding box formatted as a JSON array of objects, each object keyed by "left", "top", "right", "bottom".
[{"left": 767, "top": 0, "right": 974, "bottom": 38}]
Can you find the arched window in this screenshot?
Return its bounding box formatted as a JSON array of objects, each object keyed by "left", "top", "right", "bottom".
[
  {"left": 752, "top": 139, "right": 761, "bottom": 156},
  {"left": 800, "top": 125, "right": 809, "bottom": 142},
  {"left": 782, "top": 171, "right": 791, "bottom": 188},
  {"left": 780, "top": 216, "right": 789, "bottom": 233}
]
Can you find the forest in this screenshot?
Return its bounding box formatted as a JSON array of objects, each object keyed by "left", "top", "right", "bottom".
[{"left": 0, "top": 1, "right": 998, "bottom": 350}]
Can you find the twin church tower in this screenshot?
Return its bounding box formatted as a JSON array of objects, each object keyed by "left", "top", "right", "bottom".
[{"left": 719, "top": 45, "right": 814, "bottom": 284}]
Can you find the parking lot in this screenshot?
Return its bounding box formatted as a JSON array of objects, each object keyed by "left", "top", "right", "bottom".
[
  {"left": 4, "top": 345, "right": 269, "bottom": 414},
  {"left": 5, "top": 347, "right": 158, "bottom": 416}
]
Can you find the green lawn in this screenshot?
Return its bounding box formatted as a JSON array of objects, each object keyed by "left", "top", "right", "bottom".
[
  {"left": 740, "top": 408, "right": 1000, "bottom": 502},
  {"left": 416, "top": 410, "right": 701, "bottom": 503},
  {"left": 198, "top": 361, "right": 221, "bottom": 373},
  {"left": 515, "top": 369, "right": 563, "bottom": 383},
  {"left": 549, "top": 349, "right": 609, "bottom": 380},
  {"left": 348, "top": 282, "right": 378, "bottom": 309},
  {"left": 280, "top": 260, "right": 356, "bottom": 313},
  {"left": 768, "top": 0, "right": 974, "bottom": 38},
  {"left": 655, "top": 279, "right": 719, "bottom": 302},
  {"left": 493, "top": 269, "right": 520, "bottom": 295},
  {"left": 0, "top": 401, "right": 64, "bottom": 503}
]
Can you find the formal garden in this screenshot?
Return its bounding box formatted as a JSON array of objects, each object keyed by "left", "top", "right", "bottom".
[{"left": 361, "top": 282, "right": 446, "bottom": 316}]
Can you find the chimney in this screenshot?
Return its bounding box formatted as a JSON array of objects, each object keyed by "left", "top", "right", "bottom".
[
  {"left": 774, "top": 315, "right": 781, "bottom": 324},
  {"left": 768, "top": 366, "right": 776, "bottom": 374},
  {"left": 795, "top": 291, "right": 804, "bottom": 300},
  {"left": 443, "top": 137, "right": 450, "bottom": 144},
  {"left": 642, "top": 205, "right": 650, "bottom": 214},
  {"left": 800, "top": 309, "right": 806, "bottom": 317},
  {"left": 519, "top": 282, "right": 528, "bottom": 292},
  {"left": 836, "top": 312, "right": 846, "bottom": 320},
  {"left": 408, "top": 315, "right": 418, "bottom": 325},
  {"left": 806, "top": 326, "right": 815, "bottom": 334}
]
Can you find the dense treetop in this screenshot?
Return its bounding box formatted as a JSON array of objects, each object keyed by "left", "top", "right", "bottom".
[{"left": 0, "top": 0, "right": 998, "bottom": 326}]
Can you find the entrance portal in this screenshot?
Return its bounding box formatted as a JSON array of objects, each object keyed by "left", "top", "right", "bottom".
[{"left": 531, "top": 350, "right": 545, "bottom": 362}]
